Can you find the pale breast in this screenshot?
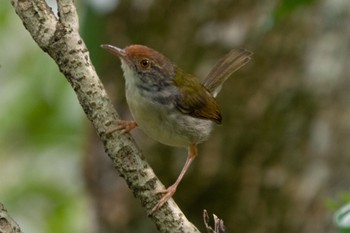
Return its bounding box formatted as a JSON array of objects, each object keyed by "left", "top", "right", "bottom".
[{"left": 125, "top": 87, "right": 213, "bottom": 147}]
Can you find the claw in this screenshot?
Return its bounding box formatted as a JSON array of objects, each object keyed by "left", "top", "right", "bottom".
[
  {"left": 150, "top": 184, "right": 177, "bottom": 214},
  {"left": 107, "top": 120, "right": 137, "bottom": 134}
]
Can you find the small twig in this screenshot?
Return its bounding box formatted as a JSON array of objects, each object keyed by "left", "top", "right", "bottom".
[{"left": 203, "top": 209, "right": 226, "bottom": 233}]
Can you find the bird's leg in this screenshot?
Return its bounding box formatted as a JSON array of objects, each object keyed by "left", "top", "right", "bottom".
[
  {"left": 150, "top": 144, "right": 198, "bottom": 214},
  {"left": 107, "top": 120, "right": 138, "bottom": 134}
]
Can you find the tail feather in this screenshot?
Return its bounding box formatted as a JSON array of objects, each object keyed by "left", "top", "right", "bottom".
[{"left": 203, "top": 48, "right": 252, "bottom": 97}]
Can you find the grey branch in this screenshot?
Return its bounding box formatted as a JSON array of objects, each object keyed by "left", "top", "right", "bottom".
[
  {"left": 10, "top": 0, "right": 200, "bottom": 232},
  {"left": 0, "top": 202, "right": 22, "bottom": 233}
]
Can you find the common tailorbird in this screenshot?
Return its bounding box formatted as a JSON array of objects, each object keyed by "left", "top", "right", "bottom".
[{"left": 101, "top": 44, "right": 252, "bottom": 213}]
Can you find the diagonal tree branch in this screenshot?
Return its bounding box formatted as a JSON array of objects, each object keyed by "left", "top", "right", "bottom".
[{"left": 10, "top": 0, "right": 200, "bottom": 232}]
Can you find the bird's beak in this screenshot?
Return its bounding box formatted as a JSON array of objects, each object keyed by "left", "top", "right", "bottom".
[{"left": 101, "top": 44, "right": 130, "bottom": 64}]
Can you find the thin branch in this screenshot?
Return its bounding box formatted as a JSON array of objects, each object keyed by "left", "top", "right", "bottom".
[
  {"left": 57, "top": 0, "right": 79, "bottom": 31},
  {"left": 203, "top": 210, "right": 226, "bottom": 233},
  {"left": 0, "top": 202, "right": 22, "bottom": 233},
  {"left": 10, "top": 0, "right": 200, "bottom": 232}
]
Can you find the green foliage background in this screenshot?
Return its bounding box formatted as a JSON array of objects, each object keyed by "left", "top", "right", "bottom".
[
  {"left": 1, "top": 0, "right": 350, "bottom": 232},
  {"left": 0, "top": 2, "right": 88, "bottom": 232}
]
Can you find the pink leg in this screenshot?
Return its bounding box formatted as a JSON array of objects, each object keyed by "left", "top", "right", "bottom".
[
  {"left": 107, "top": 120, "right": 138, "bottom": 134},
  {"left": 150, "top": 144, "right": 198, "bottom": 214}
]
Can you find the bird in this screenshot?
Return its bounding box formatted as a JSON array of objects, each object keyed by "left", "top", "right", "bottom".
[{"left": 101, "top": 44, "right": 252, "bottom": 213}]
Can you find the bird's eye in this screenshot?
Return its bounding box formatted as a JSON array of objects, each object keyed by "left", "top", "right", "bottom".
[{"left": 140, "top": 59, "right": 150, "bottom": 69}]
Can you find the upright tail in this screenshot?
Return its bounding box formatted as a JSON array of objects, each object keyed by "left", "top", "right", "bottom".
[{"left": 202, "top": 48, "right": 253, "bottom": 97}]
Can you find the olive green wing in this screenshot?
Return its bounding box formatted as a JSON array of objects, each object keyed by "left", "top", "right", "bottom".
[{"left": 173, "top": 68, "right": 222, "bottom": 124}]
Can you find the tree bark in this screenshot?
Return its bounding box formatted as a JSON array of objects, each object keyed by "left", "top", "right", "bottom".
[
  {"left": 0, "top": 202, "right": 22, "bottom": 233},
  {"left": 10, "top": 0, "right": 199, "bottom": 232}
]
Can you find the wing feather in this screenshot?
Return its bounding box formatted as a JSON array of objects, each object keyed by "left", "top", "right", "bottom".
[{"left": 174, "top": 69, "right": 222, "bottom": 124}]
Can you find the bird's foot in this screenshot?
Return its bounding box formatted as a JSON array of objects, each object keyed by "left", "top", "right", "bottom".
[
  {"left": 107, "top": 120, "right": 138, "bottom": 134},
  {"left": 150, "top": 184, "right": 177, "bottom": 214}
]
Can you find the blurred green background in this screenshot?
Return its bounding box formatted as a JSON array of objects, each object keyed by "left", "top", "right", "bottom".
[
  {"left": 0, "top": 1, "right": 87, "bottom": 233},
  {"left": 1, "top": 0, "right": 350, "bottom": 233}
]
